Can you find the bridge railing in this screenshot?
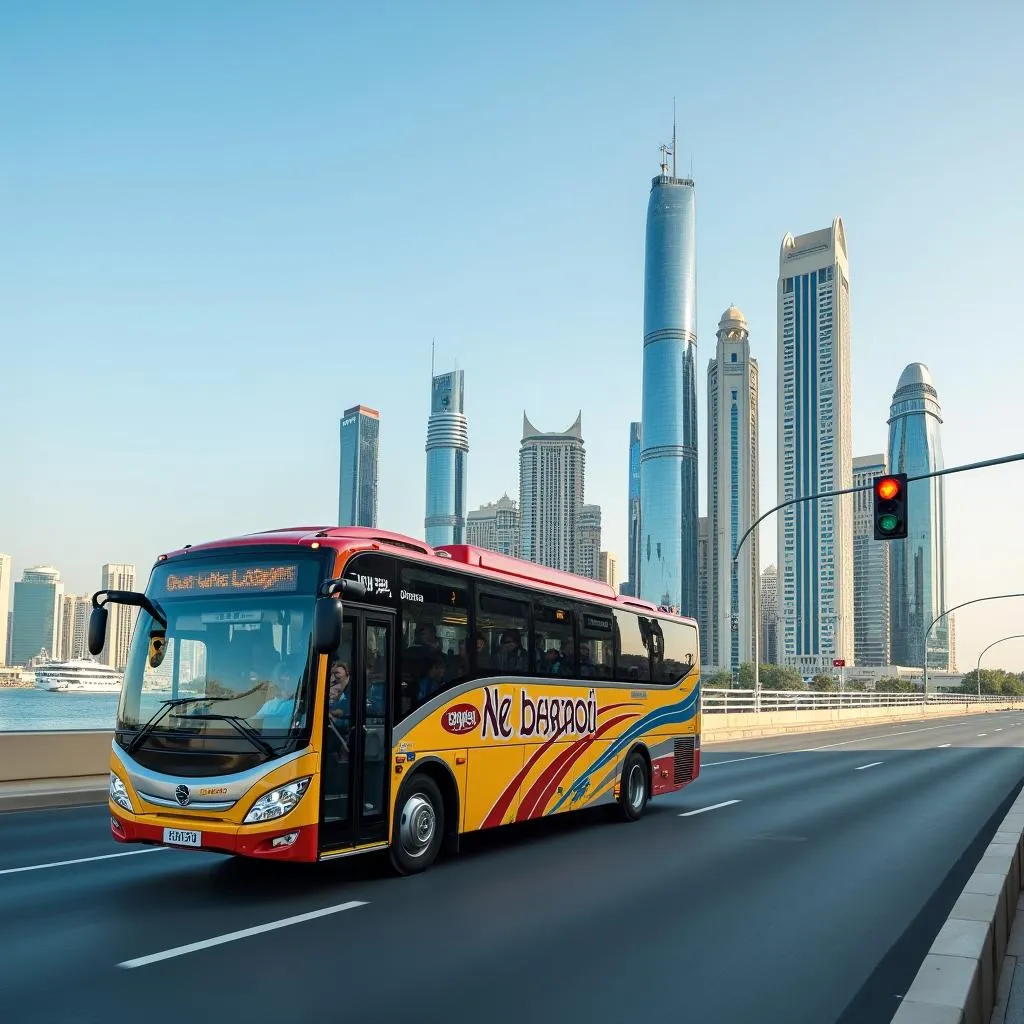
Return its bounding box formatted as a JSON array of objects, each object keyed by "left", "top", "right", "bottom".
[{"left": 700, "top": 688, "right": 1021, "bottom": 713}]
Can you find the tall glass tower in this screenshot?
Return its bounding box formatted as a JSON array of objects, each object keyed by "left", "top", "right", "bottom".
[
  {"left": 888, "top": 363, "right": 948, "bottom": 671},
  {"left": 624, "top": 421, "right": 641, "bottom": 596},
  {"left": 338, "top": 405, "right": 380, "bottom": 527},
  {"left": 424, "top": 369, "right": 469, "bottom": 547},
  {"left": 638, "top": 134, "right": 698, "bottom": 616}
]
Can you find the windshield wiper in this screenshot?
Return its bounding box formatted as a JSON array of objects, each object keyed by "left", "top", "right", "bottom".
[
  {"left": 124, "top": 695, "right": 249, "bottom": 755},
  {"left": 182, "top": 713, "right": 277, "bottom": 757}
]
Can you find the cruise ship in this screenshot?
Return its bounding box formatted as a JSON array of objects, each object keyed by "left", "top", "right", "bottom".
[{"left": 33, "top": 659, "right": 123, "bottom": 694}]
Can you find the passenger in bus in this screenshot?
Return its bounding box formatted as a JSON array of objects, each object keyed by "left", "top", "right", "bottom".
[
  {"left": 417, "top": 653, "right": 447, "bottom": 702},
  {"left": 577, "top": 641, "right": 596, "bottom": 677},
  {"left": 497, "top": 629, "right": 529, "bottom": 673},
  {"left": 328, "top": 660, "right": 351, "bottom": 725},
  {"left": 254, "top": 662, "right": 299, "bottom": 724}
]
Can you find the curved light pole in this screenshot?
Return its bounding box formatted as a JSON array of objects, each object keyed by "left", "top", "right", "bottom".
[
  {"left": 975, "top": 634, "right": 1024, "bottom": 698},
  {"left": 923, "top": 593, "right": 1024, "bottom": 692}
]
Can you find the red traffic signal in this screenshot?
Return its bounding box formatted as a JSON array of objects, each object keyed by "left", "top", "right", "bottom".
[{"left": 873, "top": 473, "right": 908, "bottom": 540}]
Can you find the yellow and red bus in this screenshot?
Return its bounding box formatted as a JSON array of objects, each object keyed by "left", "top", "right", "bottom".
[{"left": 93, "top": 526, "right": 701, "bottom": 874}]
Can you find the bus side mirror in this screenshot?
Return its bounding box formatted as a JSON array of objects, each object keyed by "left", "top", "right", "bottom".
[
  {"left": 88, "top": 606, "right": 109, "bottom": 656},
  {"left": 313, "top": 598, "right": 342, "bottom": 654}
]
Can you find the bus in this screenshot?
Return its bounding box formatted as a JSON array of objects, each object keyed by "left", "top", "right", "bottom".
[{"left": 92, "top": 525, "right": 701, "bottom": 874}]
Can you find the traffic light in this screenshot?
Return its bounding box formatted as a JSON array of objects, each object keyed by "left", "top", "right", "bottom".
[{"left": 873, "top": 473, "right": 908, "bottom": 540}]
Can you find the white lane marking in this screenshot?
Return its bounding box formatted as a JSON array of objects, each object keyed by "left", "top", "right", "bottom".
[
  {"left": 703, "top": 720, "right": 972, "bottom": 768},
  {"left": 979, "top": 733, "right": 988, "bottom": 737},
  {"left": 854, "top": 761, "right": 884, "bottom": 771},
  {"left": 995, "top": 728, "right": 1004, "bottom": 732},
  {"left": 937, "top": 743, "right": 952, "bottom": 748},
  {"left": 0, "top": 847, "right": 166, "bottom": 877},
  {"left": 679, "top": 800, "right": 741, "bottom": 817},
  {"left": 118, "top": 900, "right": 369, "bottom": 968}
]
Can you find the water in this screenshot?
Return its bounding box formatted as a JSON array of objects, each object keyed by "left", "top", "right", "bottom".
[{"left": 0, "top": 689, "right": 120, "bottom": 732}]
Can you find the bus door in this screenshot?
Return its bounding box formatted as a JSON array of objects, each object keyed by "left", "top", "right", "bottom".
[{"left": 318, "top": 607, "right": 394, "bottom": 854}]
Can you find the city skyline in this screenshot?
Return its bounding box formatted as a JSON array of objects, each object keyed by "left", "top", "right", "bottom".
[{"left": 3, "top": 5, "right": 1022, "bottom": 671}]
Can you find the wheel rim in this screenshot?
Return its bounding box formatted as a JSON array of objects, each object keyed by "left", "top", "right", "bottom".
[
  {"left": 399, "top": 793, "right": 436, "bottom": 859},
  {"left": 627, "top": 763, "right": 646, "bottom": 810}
]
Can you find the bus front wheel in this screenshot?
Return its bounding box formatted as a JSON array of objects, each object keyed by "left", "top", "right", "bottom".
[
  {"left": 617, "top": 749, "right": 650, "bottom": 822},
  {"left": 389, "top": 773, "right": 445, "bottom": 875}
]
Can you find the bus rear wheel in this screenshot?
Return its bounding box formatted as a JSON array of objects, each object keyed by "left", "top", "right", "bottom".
[
  {"left": 389, "top": 773, "right": 445, "bottom": 875},
  {"left": 617, "top": 749, "right": 650, "bottom": 822}
]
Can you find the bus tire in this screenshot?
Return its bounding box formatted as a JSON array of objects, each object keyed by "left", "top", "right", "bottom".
[
  {"left": 389, "top": 773, "right": 445, "bottom": 876},
  {"left": 617, "top": 749, "right": 650, "bottom": 822}
]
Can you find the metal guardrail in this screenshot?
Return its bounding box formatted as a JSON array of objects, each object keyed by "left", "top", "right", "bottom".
[{"left": 701, "top": 688, "right": 1023, "bottom": 713}]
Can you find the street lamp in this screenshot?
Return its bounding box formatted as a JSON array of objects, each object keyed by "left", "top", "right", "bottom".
[
  {"left": 923, "top": 593, "right": 1024, "bottom": 692},
  {"left": 975, "top": 635, "right": 1024, "bottom": 698}
]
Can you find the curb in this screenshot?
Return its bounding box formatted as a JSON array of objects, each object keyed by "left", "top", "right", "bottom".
[
  {"left": 892, "top": 786, "right": 1024, "bottom": 1023},
  {"left": 0, "top": 776, "right": 108, "bottom": 813}
]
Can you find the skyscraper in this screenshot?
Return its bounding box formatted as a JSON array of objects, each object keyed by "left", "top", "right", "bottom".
[
  {"left": 888, "top": 363, "right": 948, "bottom": 670},
  {"left": 759, "top": 565, "right": 779, "bottom": 665},
  {"left": 598, "top": 552, "right": 619, "bottom": 591},
  {"left": 424, "top": 369, "right": 469, "bottom": 547},
  {"left": 519, "top": 413, "right": 585, "bottom": 574},
  {"left": 11, "top": 566, "right": 63, "bottom": 665},
  {"left": 60, "top": 594, "right": 93, "bottom": 662},
  {"left": 338, "top": 405, "right": 380, "bottom": 528},
  {"left": 697, "top": 517, "right": 710, "bottom": 668},
  {"left": 0, "top": 554, "right": 11, "bottom": 667},
  {"left": 625, "top": 421, "right": 641, "bottom": 597},
  {"left": 579, "top": 504, "right": 602, "bottom": 580},
  {"left": 707, "top": 306, "right": 759, "bottom": 673},
  {"left": 852, "top": 454, "right": 891, "bottom": 667},
  {"left": 101, "top": 563, "right": 137, "bottom": 670},
  {"left": 777, "top": 218, "right": 854, "bottom": 673},
  {"left": 638, "top": 132, "right": 698, "bottom": 616},
  {"left": 467, "top": 495, "right": 520, "bottom": 556}
]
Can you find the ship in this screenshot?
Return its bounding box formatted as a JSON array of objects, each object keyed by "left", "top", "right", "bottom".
[{"left": 33, "top": 659, "right": 123, "bottom": 694}]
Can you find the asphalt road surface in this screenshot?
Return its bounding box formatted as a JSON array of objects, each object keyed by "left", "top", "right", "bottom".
[{"left": 3, "top": 710, "right": 1024, "bottom": 1024}]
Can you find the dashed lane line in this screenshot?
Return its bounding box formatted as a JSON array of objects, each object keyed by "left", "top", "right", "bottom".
[
  {"left": 118, "top": 900, "right": 369, "bottom": 968},
  {"left": 0, "top": 847, "right": 167, "bottom": 877},
  {"left": 679, "top": 800, "right": 742, "bottom": 817},
  {"left": 854, "top": 761, "right": 884, "bottom": 771}
]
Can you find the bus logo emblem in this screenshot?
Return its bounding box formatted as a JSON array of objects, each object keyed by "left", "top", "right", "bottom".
[
  {"left": 174, "top": 785, "right": 191, "bottom": 807},
  {"left": 441, "top": 704, "right": 480, "bottom": 735}
]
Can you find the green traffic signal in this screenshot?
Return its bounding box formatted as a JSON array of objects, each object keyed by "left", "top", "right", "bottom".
[
  {"left": 872, "top": 473, "right": 909, "bottom": 540},
  {"left": 878, "top": 513, "right": 898, "bottom": 532}
]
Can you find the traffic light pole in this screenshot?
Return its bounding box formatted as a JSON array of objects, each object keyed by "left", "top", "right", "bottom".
[
  {"left": 731, "top": 449, "right": 1024, "bottom": 708},
  {"left": 975, "top": 634, "right": 1024, "bottom": 697}
]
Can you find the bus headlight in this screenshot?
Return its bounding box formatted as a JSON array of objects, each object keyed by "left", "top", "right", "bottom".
[
  {"left": 243, "top": 777, "right": 311, "bottom": 824},
  {"left": 109, "top": 772, "right": 133, "bottom": 812}
]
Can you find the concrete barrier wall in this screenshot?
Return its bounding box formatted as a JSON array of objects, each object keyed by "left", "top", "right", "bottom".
[{"left": 0, "top": 702, "right": 1016, "bottom": 811}]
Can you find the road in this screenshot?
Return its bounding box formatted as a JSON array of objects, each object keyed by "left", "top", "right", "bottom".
[{"left": 2, "top": 711, "right": 1024, "bottom": 1024}]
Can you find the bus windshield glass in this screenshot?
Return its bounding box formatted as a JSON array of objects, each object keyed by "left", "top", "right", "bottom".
[{"left": 115, "top": 553, "right": 327, "bottom": 758}]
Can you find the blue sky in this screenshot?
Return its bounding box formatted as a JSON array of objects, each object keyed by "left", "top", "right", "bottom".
[{"left": 2, "top": 0, "right": 1022, "bottom": 670}]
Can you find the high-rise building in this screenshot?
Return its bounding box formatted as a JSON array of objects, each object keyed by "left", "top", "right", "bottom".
[
  {"left": 579, "top": 505, "right": 602, "bottom": 580},
  {"left": 638, "top": 132, "right": 698, "bottom": 616},
  {"left": 11, "top": 566, "right": 64, "bottom": 665},
  {"left": 60, "top": 594, "right": 93, "bottom": 661},
  {"left": 852, "top": 454, "right": 891, "bottom": 667},
  {"left": 759, "top": 565, "right": 779, "bottom": 665},
  {"left": 625, "top": 421, "right": 641, "bottom": 597},
  {"left": 777, "top": 217, "right": 854, "bottom": 673},
  {"left": 519, "top": 413, "right": 585, "bottom": 574},
  {"left": 707, "top": 306, "right": 759, "bottom": 673},
  {"left": 424, "top": 369, "right": 469, "bottom": 548},
  {"left": 101, "top": 563, "right": 137, "bottom": 670},
  {"left": 466, "top": 495, "right": 520, "bottom": 556},
  {"left": 338, "top": 405, "right": 380, "bottom": 528},
  {"left": 598, "top": 552, "right": 619, "bottom": 591},
  {"left": 697, "top": 517, "right": 710, "bottom": 668},
  {"left": 948, "top": 614, "right": 957, "bottom": 672},
  {"left": 888, "top": 363, "right": 948, "bottom": 671},
  {"left": 0, "top": 554, "right": 11, "bottom": 667}
]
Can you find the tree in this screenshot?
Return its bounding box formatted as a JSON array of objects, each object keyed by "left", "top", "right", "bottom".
[
  {"left": 810, "top": 673, "right": 837, "bottom": 692},
  {"left": 876, "top": 676, "right": 919, "bottom": 693},
  {"left": 706, "top": 670, "right": 733, "bottom": 689}
]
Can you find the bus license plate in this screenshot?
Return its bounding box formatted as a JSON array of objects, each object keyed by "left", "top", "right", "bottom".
[{"left": 163, "top": 828, "right": 201, "bottom": 847}]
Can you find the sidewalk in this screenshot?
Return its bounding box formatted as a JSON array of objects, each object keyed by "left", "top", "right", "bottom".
[{"left": 991, "top": 897, "right": 1024, "bottom": 1023}]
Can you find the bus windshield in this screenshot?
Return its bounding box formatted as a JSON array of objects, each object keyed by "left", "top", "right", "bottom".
[{"left": 115, "top": 553, "right": 326, "bottom": 763}]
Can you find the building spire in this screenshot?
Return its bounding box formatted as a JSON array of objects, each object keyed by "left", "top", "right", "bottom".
[{"left": 672, "top": 96, "right": 677, "bottom": 178}]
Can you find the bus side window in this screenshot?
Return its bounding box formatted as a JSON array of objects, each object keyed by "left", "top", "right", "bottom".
[
  {"left": 613, "top": 609, "right": 652, "bottom": 683},
  {"left": 655, "top": 618, "right": 699, "bottom": 684},
  {"left": 477, "top": 591, "right": 530, "bottom": 675},
  {"left": 398, "top": 566, "right": 470, "bottom": 711},
  {"left": 579, "top": 609, "right": 614, "bottom": 678},
  {"left": 533, "top": 604, "right": 574, "bottom": 675}
]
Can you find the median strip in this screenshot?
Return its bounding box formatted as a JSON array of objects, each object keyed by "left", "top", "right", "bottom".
[
  {"left": 118, "top": 900, "right": 370, "bottom": 968},
  {"left": 679, "top": 800, "right": 741, "bottom": 817}
]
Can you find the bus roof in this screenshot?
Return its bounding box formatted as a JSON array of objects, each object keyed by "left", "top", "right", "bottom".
[{"left": 158, "top": 525, "right": 697, "bottom": 625}]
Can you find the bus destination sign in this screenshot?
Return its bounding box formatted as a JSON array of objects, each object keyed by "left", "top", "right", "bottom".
[{"left": 154, "top": 562, "right": 300, "bottom": 597}]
